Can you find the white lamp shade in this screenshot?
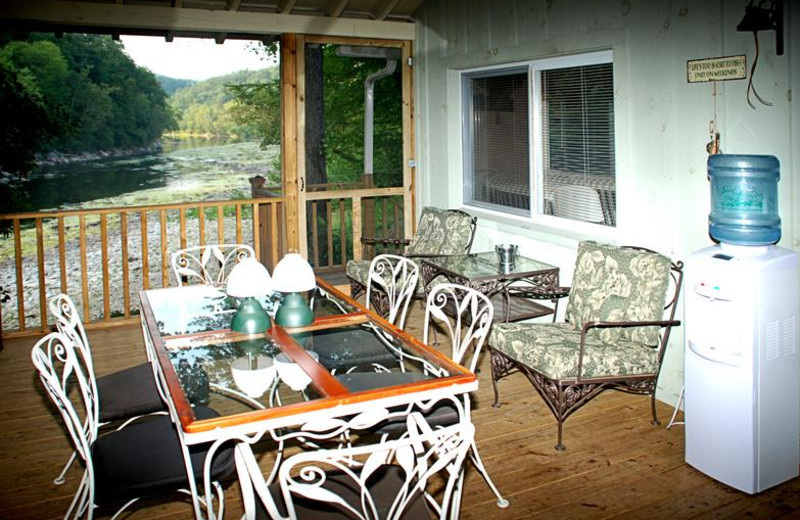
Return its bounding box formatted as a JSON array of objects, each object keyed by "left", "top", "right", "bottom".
[
  {"left": 271, "top": 253, "right": 316, "bottom": 293},
  {"left": 226, "top": 257, "right": 273, "bottom": 297}
]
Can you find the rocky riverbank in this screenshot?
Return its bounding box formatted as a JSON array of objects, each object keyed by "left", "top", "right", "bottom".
[{"left": 35, "top": 142, "right": 164, "bottom": 167}]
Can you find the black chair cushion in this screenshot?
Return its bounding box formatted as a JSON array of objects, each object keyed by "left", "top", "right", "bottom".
[
  {"left": 92, "top": 406, "right": 235, "bottom": 507},
  {"left": 336, "top": 372, "right": 459, "bottom": 434},
  {"left": 97, "top": 362, "right": 166, "bottom": 422},
  {"left": 255, "top": 465, "right": 431, "bottom": 520}
]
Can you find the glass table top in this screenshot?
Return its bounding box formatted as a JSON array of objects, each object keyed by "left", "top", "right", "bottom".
[
  {"left": 424, "top": 251, "right": 557, "bottom": 280},
  {"left": 141, "top": 279, "right": 474, "bottom": 430}
]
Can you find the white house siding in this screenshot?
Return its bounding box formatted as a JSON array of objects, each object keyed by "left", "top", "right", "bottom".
[{"left": 413, "top": 0, "right": 799, "bottom": 407}]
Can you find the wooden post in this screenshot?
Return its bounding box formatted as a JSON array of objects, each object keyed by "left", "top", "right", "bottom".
[{"left": 281, "top": 33, "right": 300, "bottom": 254}]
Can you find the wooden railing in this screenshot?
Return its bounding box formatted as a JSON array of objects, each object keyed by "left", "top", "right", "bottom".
[
  {"left": 0, "top": 197, "right": 285, "bottom": 339},
  {"left": 305, "top": 188, "right": 406, "bottom": 272}
]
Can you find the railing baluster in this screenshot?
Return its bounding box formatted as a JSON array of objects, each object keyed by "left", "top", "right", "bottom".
[
  {"left": 252, "top": 202, "right": 260, "bottom": 261},
  {"left": 13, "top": 220, "right": 24, "bottom": 332},
  {"left": 198, "top": 206, "right": 206, "bottom": 246},
  {"left": 393, "top": 200, "right": 401, "bottom": 239},
  {"left": 58, "top": 216, "right": 67, "bottom": 293},
  {"left": 179, "top": 207, "right": 187, "bottom": 250},
  {"left": 311, "top": 201, "right": 319, "bottom": 268},
  {"left": 141, "top": 210, "right": 150, "bottom": 290},
  {"left": 236, "top": 203, "right": 243, "bottom": 244},
  {"left": 100, "top": 214, "right": 110, "bottom": 321},
  {"left": 339, "top": 199, "right": 347, "bottom": 267},
  {"left": 352, "top": 197, "right": 362, "bottom": 261},
  {"left": 217, "top": 206, "right": 224, "bottom": 243},
  {"left": 79, "top": 215, "right": 89, "bottom": 323},
  {"left": 160, "top": 209, "right": 168, "bottom": 287},
  {"left": 120, "top": 211, "right": 130, "bottom": 318},
  {"left": 35, "top": 218, "right": 46, "bottom": 331},
  {"left": 326, "top": 202, "right": 333, "bottom": 268},
  {"left": 381, "top": 199, "right": 387, "bottom": 241}
]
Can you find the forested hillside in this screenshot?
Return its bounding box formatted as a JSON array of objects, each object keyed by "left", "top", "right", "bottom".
[
  {"left": 156, "top": 74, "right": 195, "bottom": 95},
  {"left": 0, "top": 32, "right": 175, "bottom": 170},
  {"left": 168, "top": 68, "right": 278, "bottom": 139}
]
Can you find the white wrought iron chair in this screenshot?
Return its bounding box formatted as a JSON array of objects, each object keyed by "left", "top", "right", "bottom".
[
  {"left": 336, "top": 283, "right": 508, "bottom": 508},
  {"left": 48, "top": 294, "right": 165, "bottom": 485},
  {"left": 364, "top": 254, "right": 419, "bottom": 330},
  {"left": 31, "top": 330, "right": 235, "bottom": 520},
  {"left": 234, "top": 412, "right": 475, "bottom": 520},
  {"left": 171, "top": 243, "right": 256, "bottom": 286},
  {"left": 422, "top": 283, "right": 508, "bottom": 507}
]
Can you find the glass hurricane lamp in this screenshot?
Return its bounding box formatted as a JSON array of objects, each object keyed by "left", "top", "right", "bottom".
[
  {"left": 226, "top": 257, "right": 273, "bottom": 334},
  {"left": 271, "top": 253, "right": 316, "bottom": 328}
]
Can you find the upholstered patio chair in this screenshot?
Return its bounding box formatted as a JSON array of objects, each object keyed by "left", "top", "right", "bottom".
[
  {"left": 489, "top": 241, "right": 684, "bottom": 451},
  {"left": 346, "top": 206, "right": 477, "bottom": 302},
  {"left": 31, "top": 330, "right": 235, "bottom": 520},
  {"left": 171, "top": 243, "right": 256, "bottom": 286}
]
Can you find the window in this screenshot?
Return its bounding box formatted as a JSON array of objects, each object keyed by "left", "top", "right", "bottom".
[{"left": 462, "top": 51, "right": 616, "bottom": 226}]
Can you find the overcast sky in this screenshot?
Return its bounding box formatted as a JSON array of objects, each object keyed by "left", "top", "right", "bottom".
[{"left": 120, "top": 35, "right": 276, "bottom": 81}]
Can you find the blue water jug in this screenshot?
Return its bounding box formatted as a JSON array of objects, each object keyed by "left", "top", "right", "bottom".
[{"left": 707, "top": 154, "right": 780, "bottom": 246}]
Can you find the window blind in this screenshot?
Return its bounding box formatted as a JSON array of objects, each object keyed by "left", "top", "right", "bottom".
[
  {"left": 541, "top": 62, "right": 615, "bottom": 225},
  {"left": 468, "top": 72, "right": 530, "bottom": 211}
]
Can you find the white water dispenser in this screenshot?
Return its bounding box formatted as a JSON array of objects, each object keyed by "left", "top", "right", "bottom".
[{"left": 684, "top": 244, "right": 799, "bottom": 493}]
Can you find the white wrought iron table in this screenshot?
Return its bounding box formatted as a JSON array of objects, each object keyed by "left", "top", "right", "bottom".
[{"left": 139, "top": 278, "right": 477, "bottom": 519}]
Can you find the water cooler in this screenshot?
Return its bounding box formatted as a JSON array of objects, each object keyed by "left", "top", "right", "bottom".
[{"left": 684, "top": 154, "right": 800, "bottom": 494}]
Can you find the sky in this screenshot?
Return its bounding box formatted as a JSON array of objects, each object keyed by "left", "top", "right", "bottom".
[{"left": 120, "top": 35, "right": 276, "bottom": 81}]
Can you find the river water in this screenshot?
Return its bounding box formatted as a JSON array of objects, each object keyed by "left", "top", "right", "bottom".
[{"left": 25, "top": 139, "right": 279, "bottom": 211}]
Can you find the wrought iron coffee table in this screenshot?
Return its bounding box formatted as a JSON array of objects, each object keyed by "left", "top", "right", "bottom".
[{"left": 420, "top": 252, "right": 566, "bottom": 323}]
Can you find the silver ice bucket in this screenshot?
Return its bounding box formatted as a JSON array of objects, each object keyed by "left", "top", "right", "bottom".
[{"left": 495, "top": 244, "right": 519, "bottom": 265}]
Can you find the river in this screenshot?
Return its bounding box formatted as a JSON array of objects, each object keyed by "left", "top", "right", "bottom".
[{"left": 25, "top": 139, "right": 279, "bottom": 212}]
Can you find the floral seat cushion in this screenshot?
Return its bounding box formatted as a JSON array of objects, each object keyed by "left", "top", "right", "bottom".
[
  {"left": 345, "top": 258, "right": 435, "bottom": 296},
  {"left": 347, "top": 207, "right": 475, "bottom": 296},
  {"left": 489, "top": 322, "right": 659, "bottom": 379},
  {"left": 405, "top": 207, "right": 475, "bottom": 256},
  {"left": 489, "top": 241, "right": 672, "bottom": 380},
  {"left": 566, "top": 241, "right": 671, "bottom": 345}
]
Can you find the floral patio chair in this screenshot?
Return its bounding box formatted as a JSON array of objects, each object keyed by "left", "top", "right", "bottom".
[
  {"left": 346, "top": 206, "right": 477, "bottom": 306},
  {"left": 489, "top": 241, "right": 684, "bottom": 451}
]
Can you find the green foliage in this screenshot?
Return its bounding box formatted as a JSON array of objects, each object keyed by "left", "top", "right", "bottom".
[
  {"left": 227, "top": 44, "right": 403, "bottom": 188},
  {"left": 156, "top": 74, "right": 196, "bottom": 95},
  {"left": 226, "top": 81, "right": 281, "bottom": 147},
  {"left": 169, "top": 68, "right": 278, "bottom": 138},
  {"left": 0, "top": 32, "right": 176, "bottom": 156}
]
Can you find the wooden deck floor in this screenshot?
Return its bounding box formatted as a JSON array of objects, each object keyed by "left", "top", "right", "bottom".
[{"left": 2, "top": 302, "right": 800, "bottom": 520}]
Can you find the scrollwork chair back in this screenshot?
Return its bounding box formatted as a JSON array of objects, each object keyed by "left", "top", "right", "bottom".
[
  {"left": 365, "top": 254, "right": 419, "bottom": 330},
  {"left": 171, "top": 244, "right": 256, "bottom": 286}
]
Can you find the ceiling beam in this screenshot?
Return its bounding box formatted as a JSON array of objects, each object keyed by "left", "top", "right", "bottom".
[
  {"left": 371, "top": 0, "right": 401, "bottom": 21},
  {"left": 277, "top": 0, "right": 297, "bottom": 14},
  {"left": 325, "top": 0, "right": 350, "bottom": 18},
  {"left": 0, "top": 0, "right": 415, "bottom": 40}
]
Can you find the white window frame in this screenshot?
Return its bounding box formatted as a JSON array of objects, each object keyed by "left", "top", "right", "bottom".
[{"left": 461, "top": 50, "right": 615, "bottom": 229}]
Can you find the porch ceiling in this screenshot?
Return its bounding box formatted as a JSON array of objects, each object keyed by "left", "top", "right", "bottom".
[{"left": 0, "top": 0, "right": 422, "bottom": 41}]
